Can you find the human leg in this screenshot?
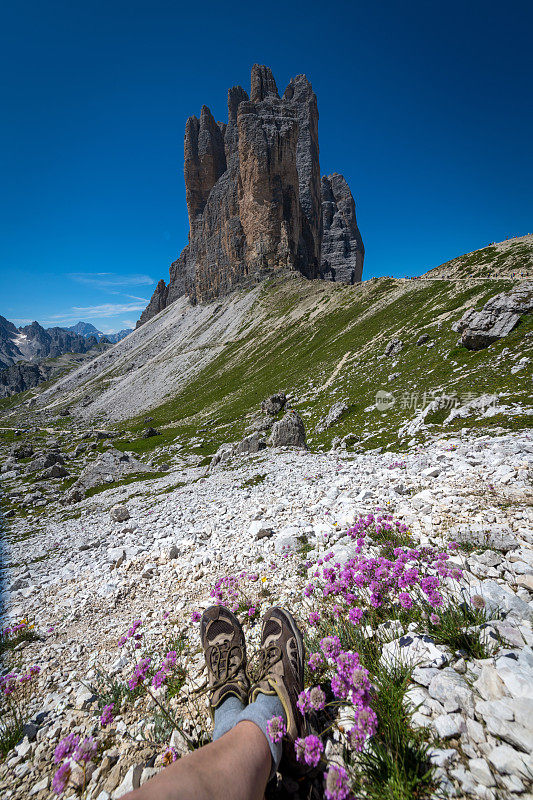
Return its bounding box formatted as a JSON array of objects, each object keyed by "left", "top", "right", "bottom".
[{"left": 122, "top": 720, "right": 271, "bottom": 800}]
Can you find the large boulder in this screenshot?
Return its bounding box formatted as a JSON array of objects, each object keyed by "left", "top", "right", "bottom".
[
  {"left": 142, "top": 427, "right": 160, "bottom": 438},
  {"left": 235, "top": 432, "right": 267, "bottom": 456},
  {"left": 210, "top": 443, "right": 236, "bottom": 469},
  {"left": 247, "top": 415, "right": 274, "bottom": 432},
  {"left": 269, "top": 411, "right": 307, "bottom": 448},
  {"left": 453, "top": 283, "right": 533, "bottom": 350},
  {"left": 41, "top": 464, "right": 68, "bottom": 479},
  {"left": 261, "top": 392, "right": 287, "bottom": 416},
  {"left": 26, "top": 451, "right": 64, "bottom": 473},
  {"left": 317, "top": 401, "right": 348, "bottom": 432},
  {"left": 110, "top": 505, "right": 130, "bottom": 522},
  {"left": 384, "top": 338, "right": 403, "bottom": 357},
  {"left": 11, "top": 444, "right": 33, "bottom": 459},
  {"left": 211, "top": 432, "right": 267, "bottom": 468},
  {"left": 64, "top": 447, "right": 151, "bottom": 503}
]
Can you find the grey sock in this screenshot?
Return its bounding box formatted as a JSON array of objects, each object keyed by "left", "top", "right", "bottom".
[
  {"left": 212, "top": 694, "right": 246, "bottom": 741},
  {"left": 236, "top": 692, "right": 286, "bottom": 779}
]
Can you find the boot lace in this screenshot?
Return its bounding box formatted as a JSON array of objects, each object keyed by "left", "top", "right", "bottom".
[
  {"left": 206, "top": 641, "right": 244, "bottom": 691},
  {"left": 246, "top": 643, "right": 282, "bottom": 684}
]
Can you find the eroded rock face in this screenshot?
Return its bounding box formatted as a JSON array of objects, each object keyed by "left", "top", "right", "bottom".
[
  {"left": 184, "top": 106, "right": 227, "bottom": 226},
  {"left": 453, "top": 283, "right": 533, "bottom": 350},
  {"left": 320, "top": 174, "right": 364, "bottom": 284},
  {"left": 138, "top": 65, "right": 364, "bottom": 324},
  {"left": 261, "top": 392, "right": 287, "bottom": 416},
  {"left": 0, "top": 363, "right": 51, "bottom": 399},
  {"left": 137, "top": 280, "right": 168, "bottom": 328},
  {"left": 269, "top": 411, "right": 307, "bottom": 448}
]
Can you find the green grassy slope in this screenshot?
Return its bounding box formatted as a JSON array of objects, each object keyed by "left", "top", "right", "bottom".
[
  {"left": 424, "top": 234, "right": 533, "bottom": 279},
  {"left": 115, "top": 272, "right": 531, "bottom": 456}
]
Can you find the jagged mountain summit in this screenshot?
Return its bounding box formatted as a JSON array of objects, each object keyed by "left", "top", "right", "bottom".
[
  {"left": 68, "top": 322, "right": 133, "bottom": 343},
  {"left": 138, "top": 65, "right": 364, "bottom": 326},
  {"left": 68, "top": 321, "right": 103, "bottom": 338}
]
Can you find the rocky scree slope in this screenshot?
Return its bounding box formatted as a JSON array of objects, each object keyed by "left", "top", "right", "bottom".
[
  {"left": 0, "top": 428, "right": 532, "bottom": 799},
  {"left": 137, "top": 64, "right": 364, "bottom": 324},
  {"left": 0, "top": 244, "right": 532, "bottom": 800}
]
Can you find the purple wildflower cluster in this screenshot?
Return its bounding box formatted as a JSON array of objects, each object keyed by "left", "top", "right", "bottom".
[
  {"left": 152, "top": 651, "right": 178, "bottom": 689},
  {"left": 266, "top": 715, "right": 286, "bottom": 744},
  {"left": 54, "top": 733, "right": 80, "bottom": 763},
  {"left": 118, "top": 619, "right": 142, "bottom": 649},
  {"left": 161, "top": 746, "right": 179, "bottom": 765},
  {"left": 325, "top": 764, "right": 351, "bottom": 800},
  {"left": 330, "top": 650, "right": 371, "bottom": 706},
  {"left": 304, "top": 513, "right": 462, "bottom": 617},
  {"left": 52, "top": 735, "right": 98, "bottom": 795},
  {"left": 211, "top": 574, "right": 243, "bottom": 609},
  {"left": 1, "top": 665, "right": 40, "bottom": 696},
  {"left": 52, "top": 762, "right": 72, "bottom": 795},
  {"left": 74, "top": 737, "right": 98, "bottom": 763},
  {"left": 299, "top": 634, "right": 378, "bottom": 774},
  {"left": 297, "top": 685, "right": 326, "bottom": 713},
  {"left": 210, "top": 571, "right": 266, "bottom": 619},
  {"left": 347, "top": 704, "right": 378, "bottom": 751},
  {"left": 100, "top": 703, "right": 115, "bottom": 727},
  {"left": 295, "top": 734, "right": 324, "bottom": 767},
  {"left": 128, "top": 657, "right": 152, "bottom": 690},
  {"left": 289, "top": 511, "right": 469, "bottom": 794},
  {"left": 0, "top": 620, "right": 32, "bottom": 640}
]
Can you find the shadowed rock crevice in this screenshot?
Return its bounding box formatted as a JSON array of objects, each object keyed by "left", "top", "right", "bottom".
[
  {"left": 138, "top": 65, "right": 364, "bottom": 326},
  {"left": 321, "top": 173, "right": 365, "bottom": 284}
]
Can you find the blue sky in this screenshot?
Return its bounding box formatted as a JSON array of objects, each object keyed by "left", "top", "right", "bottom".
[{"left": 1, "top": 0, "right": 532, "bottom": 332}]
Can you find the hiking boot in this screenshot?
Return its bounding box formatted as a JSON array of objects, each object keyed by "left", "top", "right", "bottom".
[
  {"left": 249, "top": 607, "right": 306, "bottom": 744},
  {"left": 200, "top": 605, "right": 249, "bottom": 715}
]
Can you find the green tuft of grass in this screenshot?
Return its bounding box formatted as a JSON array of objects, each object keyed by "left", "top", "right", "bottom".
[
  {"left": 0, "top": 625, "right": 38, "bottom": 656},
  {"left": 420, "top": 601, "right": 501, "bottom": 659},
  {"left": 240, "top": 473, "right": 267, "bottom": 489},
  {"left": 84, "top": 471, "right": 165, "bottom": 498},
  {"left": 352, "top": 661, "right": 436, "bottom": 800},
  {"left": 0, "top": 720, "right": 24, "bottom": 759}
]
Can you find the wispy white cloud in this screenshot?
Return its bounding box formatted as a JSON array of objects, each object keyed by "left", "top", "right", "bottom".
[
  {"left": 68, "top": 272, "right": 154, "bottom": 288},
  {"left": 41, "top": 302, "right": 146, "bottom": 325},
  {"left": 120, "top": 319, "right": 136, "bottom": 328},
  {"left": 124, "top": 294, "right": 149, "bottom": 302}
]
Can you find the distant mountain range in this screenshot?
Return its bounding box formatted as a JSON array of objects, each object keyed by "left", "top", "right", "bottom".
[
  {"left": 67, "top": 322, "right": 133, "bottom": 343},
  {"left": 0, "top": 318, "right": 132, "bottom": 370}
]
